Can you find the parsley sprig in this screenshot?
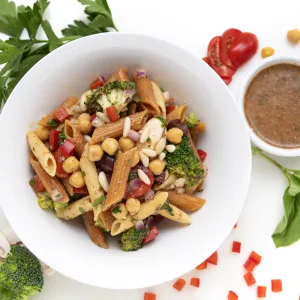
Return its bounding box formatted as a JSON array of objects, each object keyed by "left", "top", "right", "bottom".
[{"left": 0, "top": 0, "right": 117, "bottom": 107}]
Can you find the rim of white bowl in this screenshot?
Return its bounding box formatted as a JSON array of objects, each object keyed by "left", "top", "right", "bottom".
[
  {"left": 238, "top": 56, "right": 300, "bottom": 157},
  {"left": 0, "top": 32, "right": 252, "bottom": 289}
]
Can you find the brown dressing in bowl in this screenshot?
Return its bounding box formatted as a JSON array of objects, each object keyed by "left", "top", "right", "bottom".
[{"left": 245, "top": 63, "right": 300, "bottom": 148}]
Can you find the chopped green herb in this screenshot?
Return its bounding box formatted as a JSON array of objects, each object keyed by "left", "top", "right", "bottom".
[
  {"left": 147, "top": 137, "right": 151, "bottom": 143},
  {"left": 55, "top": 194, "right": 61, "bottom": 198},
  {"left": 92, "top": 195, "right": 105, "bottom": 208},
  {"left": 128, "top": 171, "right": 138, "bottom": 181},
  {"left": 82, "top": 171, "right": 86, "bottom": 177},
  {"left": 130, "top": 217, "right": 137, "bottom": 223},
  {"left": 47, "top": 119, "right": 58, "bottom": 128},
  {"left": 161, "top": 202, "right": 174, "bottom": 216},
  {"left": 156, "top": 116, "right": 167, "bottom": 128},
  {"left": 58, "top": 126, "right": 66, "bottom": 145},
  {"left": 29, "top": 178, "right": 35, "bottom": 186},
  {"left": 112, "top": 206, "right": 122, "bottom": 214},
  {"left": 79, "top": 207, "right": 85, "bottom": 214},
  {"left": 160, "top": 87, "right": 165, "bottom": 92}
]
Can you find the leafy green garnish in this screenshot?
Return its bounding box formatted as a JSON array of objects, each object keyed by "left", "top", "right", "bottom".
[
  {"left": 185, "top": 112, "right": 198, "bottom": 128},
  {"left": 47, "top": 119, "right": 58, "bottom": 128},
  {"left": 128, "top": 171, "right": 138, "bottom": 181},
  {"left": 156, "top": 116, "right": 167, "bottom": 128},
  {"left": 161, "top": 202, "right": 174, "bottom": 216},
  {"left": 79, "top": 207, "right": 85, "bottom": 214},
  {"left": 147, "top": 137, "right": 151, "bottom": 143},
  {"left": 58, "top": 126, "right": 66, "bottom": 145},
  {"left": 29, "top": 178, "right": 35, "bottom": 186},
  {"left": 0, "top": 0, "right": 116, "bottom": 107},
  {"left": 82, "top": 171, "right": 86, "bottom": 177},
  {"left": 253, "top": 146, "right": 300, "bottom": 247},
  {"left": 93, "top": 195, "right": 105, "bottom": 208},
  {"left": 112, "top": 205, "right": 121, "bottom": 214}
]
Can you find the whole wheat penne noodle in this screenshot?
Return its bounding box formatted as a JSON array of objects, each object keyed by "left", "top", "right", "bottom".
[
  {"left": 166, "top": 104, "right": 187, "bottom": 122},
  {"left": 61, "top": 178, "right": 74, "bottom": 196},
  {"left": 27, "top": 131, "right": 56, "bottom": 177},
  {"left": 38, "top": 96, "right": 78, "bottom": 127},
  {"left": 151, "top": 81, "right": 166, "bottom": 118},
  {"left": 30, "top": 155, "right": 69, "bottom": 203},
  {"left": 102, "top": 147, "right": 137, "bottom": 211},
  {"left": 167, "top": 191, "right": 206, "bottom": 211},
  {"left": 158, "top": 203, "right": 191, "bottom": 224},
  {"left": 111, "top": 192, "right": 168, "bottom": 236},
  {"left": 105, "top": 67, "right": 129, "bottom": 83},
  {"left": 80, "top": 146, "right": 104, "bottom": 221},
  {"left": 82, "top": 211, "right": 109, "bottom": 249},
  {"left": 136, "top": 77, "right": 160, "bottom": 116},
  {"left": 90, "top": 111, "right": 148, "bottom": 144},
  {"left": 99, "top": 210, "right": 115, "bottom": 231},
  {"left": 65, "top": 119, "right": 86, "bottom": 156},
  {"left": 56, "top": 196, "right": 92, "bottom": 220},
  {"left": 190, "top": 121, "right": 206, "bottom": 144}
]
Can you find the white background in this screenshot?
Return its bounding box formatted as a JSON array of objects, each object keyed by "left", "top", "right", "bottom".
[{"left": 1, "top": 0, "right": 300, "bottom": 299}]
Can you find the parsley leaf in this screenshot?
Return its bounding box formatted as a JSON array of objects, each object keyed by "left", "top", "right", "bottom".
[
  {"left": 112, "top": 205, "right": 121, "bottom": 214},
  {"left": 156, "top": 116, "right": 167, "bottom": 128},
  {"left": 0, "top": 40, "right": 21, "bottom": 65},
  {"left": 93, "top": 195, "right": 105, "bottom": 208},
  {"left": 161, "top": 202, "right": 174, "bottom": 216},
  {"left": 29, "top": 178, "right": 35, "bottom": 186},
  {"left": 47, "top": 119, "right": 58, "bottom": 128},
  {"left": 41, "top": 20, "right": 63, "bottom": 52},
  {"left": 58, "top": 126, "right": 66, "bottom": 145},
  {"left": 79, "top": 207, "right": 85, "bottom": 214}
]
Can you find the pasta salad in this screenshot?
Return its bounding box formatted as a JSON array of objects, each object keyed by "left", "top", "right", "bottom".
[{"left": 27, "top": 68, "right": 207, "bottom": 251}]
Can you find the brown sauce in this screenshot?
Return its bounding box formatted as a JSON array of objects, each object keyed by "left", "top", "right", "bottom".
[{"left": 245, "top": 63, "right": 300, "bottom": 148}]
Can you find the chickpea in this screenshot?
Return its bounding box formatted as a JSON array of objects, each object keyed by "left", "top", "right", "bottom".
[
  {"left": 77, "top": 118, "right": 92, "bottom": 135},
  {"left": 287, "top": 29, "right": 300, "bottom": 44},
  {"left": 112, "top": 203, "right": 128, "bottom": 220},
  {"left": 88, "top": 145, "right": 104, "bottom": 162},
  {"left": 131, "top": 152, "right": 140, "bottom": 167},
  {"left": 149, "top": 159, "right": 165, "bottom": 175},
  {"left": 119, "top": 137, "right": 135, "bottom": 152},
  {"left": 62, "top": 156, "right": 80, "bottom": 173},
  {"left": 126, "top": 198, "right": 141, "bottom": 215},
  {"left": 101, "top": 138, "right": 118, "bottom": 155},
  {"left": 36, "top": 126, "right": 49, "bottom": 142},
  {"left": 261, "top": 47, "right": 275, "bottom": 59},
  {"left": 167, "top": 127, "right": 183, "bottom": 144},
  {"left": 69, "top": 171, "right": 85, "bottom": 188},
  {"left": 78, "top": 113, "right": 91, "bottom": 122}
]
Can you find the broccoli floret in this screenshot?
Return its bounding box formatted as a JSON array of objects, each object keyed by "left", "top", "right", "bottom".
[
  {"left": 54, "top": 202, "right": 68, "bottom": 212},
  {"left": 0, "top": 245, "right": 44, "bottom": 300},
  {"left": 37, "top": 192, "right": 54, "bottom": 210},
  {"left": 86, "top": 81, "right": 136, "bottom": 114},
  {"left": 165, "top": 136, "right": 203, "bottom": 186},
  {"left": 120, "top": 227, "right": 148, "bottom": 251},
  {"left": 185, "top": 112, "right": 198, "bottom": 128}
]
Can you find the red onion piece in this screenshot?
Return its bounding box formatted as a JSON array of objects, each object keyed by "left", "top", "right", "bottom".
[
  {"left": 135, "top": 220, "right": 145, "bottom": 231},
  {"left": 128, "top": 129, "right": 140, "bottom": 142},
  {"left": 144, "top": 189, "right": 155, "bottom": 201},
  {"left": 124, "top": 89, "right": 136, "bottom": 97},
  {"left": 49, "top": 189, "right": 63, "bottom": 202},
  {"left": 136, "top": 70, "right": 146, "bottom": 78}
]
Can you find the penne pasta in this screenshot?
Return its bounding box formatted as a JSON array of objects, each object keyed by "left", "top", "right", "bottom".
[
  {"left": 82, "top": 211, "right": 109, "bottom": 249},
  {"left": 136, "top": 77, "right": 160, "bottom": 116},
  {"left": 158, "top": 203, "right": 191, "bottom": 224},
  {"left": 102, "top": 148, "right": 137, "bottom": 211},
  {"left": 166, "top": 104, "right": 187, "bottom": 122},
  {"left": 90, "top": 111, "right": 148, "bottom": 144},
  {"left": 105, "top": 67, "right": 129, "bottom": 83},
  {"left": 61, "top": 178, "right": 74, "bottom": 196},
  {"left": 167, "top": 191, "right": 206, "bottom": 211},
  {"left": 30, "top": 154, "right": 69, "bottom": 203},
  {"left": 38, "top": 96, "right": 78, "bottom": 127},
  {"left": 111, "top": 192, "right": 168, "bottom": 236},
  {"left": 56, "top": 196, "right": 92, "bottom": 220},
  {"left": 190, "top": 121, "right": 206, "bottom": 144},
  {"left": 27, "top": 131, "right": 56, "bottom": 177},
  {"left": 64, "top": 119, "right": 87, "bottom": 156},
  {"left": 151, "top": 81, "right": 166, "bottom": 118}
]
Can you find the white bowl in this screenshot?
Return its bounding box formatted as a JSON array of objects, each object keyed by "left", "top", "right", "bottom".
[
  {"left": 0, "top": 33, "right": 251, "bottom": 289},
  {"left": 238, "top": 56, "right": 300, "bottom": 157}
]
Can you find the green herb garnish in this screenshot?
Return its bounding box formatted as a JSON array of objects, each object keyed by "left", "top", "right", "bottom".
[
  {"left": 147, "top": 137, "right": 151, "bottom": 143},
  {"left": 29, "top": 178, "right": 35, "bottom": 186},
  {"left": 253, "top": 146, "right": 300, "bottom": 247},
  {"left": 79, "top": 207, "right": 85, "bottom": 214},
  {"left": 58, "top": 126, "right": 66, "bottom": 145},
  {"left": 112, "top": 206, "right": 122, "bottom": 214},
  {"left": 47, "top": 119, "right": 58, "bottom": 128},
  {"left": 82, "top": 171, "right": 86, "bottom": 177},
  {"left": 128, "top": 171, "right": 138, "bottom": 181},
  {"left": 55, "top": 194, "right": 61, "bottom": 198},
  {"left": 161, "top": 202, "right": 174, "bottom": 216},
  {"left": 160, "top": 87, "right": 165, "bottom": 92},
  {"left": 0, "top": 0, "right": 117, "bottom": 107},
  {"left": 93, "top": 195, "right": 105, "bottom": 208},
  {"left": 156, "top": 116, "right": 167, "bottom": 128}
]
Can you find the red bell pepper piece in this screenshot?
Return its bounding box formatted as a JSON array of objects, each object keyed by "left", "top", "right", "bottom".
[
  {"left": 196, "top": 261, "right": 207, "bottom": 270},
  {"left": 54, "top": 107, "right": 70, "bottom": 122},
  {"left": 232, "top": 241, "right": 241, "bottom": 253},
  {"left": 206, "top": 251, "right": 218, "bottom": 265},
  {"left": 29, "top": 175, "right": 45, "bottom": 193},
  {"left": 244, "top": 272, "right": 256, "bottom": 286},
  {"left": 49, "top": 129, "right": 61, "bottom": 152},
  {"left": 271, "top": 279, "right": 282, "bottom": 292},
  {"left": 173, "top": 278, "right": 186, "bottom": 291},
  {"left": 227, "top": 290, "right": 238, "bottom": 300},
  {"left": 59, "top": 139, "right": 75, "bottom": 158},
  {"left": 190, "top": 277, "right": 200, "bottom": 287},
  {"left": 197, "top": 149, "right": 207, "bottom": 161},
  {"left": 90, "top": 76, "right": 105, "bottom": 89},
  {"left": 257, "top": 286, "right": 266, "bottom": 298},
  {"left": 143, "top": 226, "right": 159, "bottom": 244},
  {"left": 106, "top": 106, "right": 120, "bottom": 122}
]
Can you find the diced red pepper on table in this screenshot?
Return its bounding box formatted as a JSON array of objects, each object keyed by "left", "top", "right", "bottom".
[
  {"left": 144, "top": 292, "right": 156, "bottom": 300},
  {"left": 271, "top": 279, "right": 282, "bottom": 292},
  {"left": 196, "top": 261, "right": 207, "bottom": 270},
  {"left": 249, "top": 251, "right": 262, "bottom": 265},
  {"left": 29, "top": 175, "right": 45, "bottom": 193},
  {"left": 243, "top": 258, "right": 256, "bottom": 272},
  {"left": 173, "top": 278, "right": 186, "bottom": 291},
  {"left": 244, "top": 272, "right": 256, "bottom": 286},
  {"left": 257, "top": 286, "right": 266, "bottom": 298},
  {"left": 54, "top": 107, "right": 70, "bottom": 122},
  {"left": 190, "top": 277, "right": 200, "bottom": 287},
  {"left": 227, "top": 290, "right": 238, "bottom": 300},
  {"left": 49, "top": 129, "right": 61, "bottom": 152},
  {"left": 232, "top": 241, "right": 241, "bottom": 253},
  {"left": 206, "top": 251, "right": 218, "bottom": 265}
]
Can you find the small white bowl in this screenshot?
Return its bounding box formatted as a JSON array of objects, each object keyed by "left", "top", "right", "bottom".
[{"left": 238, "top": 56, "right": 300, "bottom": 157}]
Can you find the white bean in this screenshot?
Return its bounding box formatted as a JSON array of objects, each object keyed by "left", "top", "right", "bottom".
[{"left": 80, "top": 90, "right": 93, "bottom": 112}]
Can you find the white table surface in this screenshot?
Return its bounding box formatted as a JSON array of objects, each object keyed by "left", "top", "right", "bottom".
[{"left": 1, "top": 0, "right": 300, "bottom": 299}]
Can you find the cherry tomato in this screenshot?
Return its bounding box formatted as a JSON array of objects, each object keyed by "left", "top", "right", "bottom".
[
  {"left": 220, "top": 28, "right": 242, "bottom": 68},
  {"left": 29, "top": 175, "right": 45, "bottom": 193},
  {"left": 90, "top": 76, "right": 105, "bottom": 90},
  {"left": 228, "top": 32, "right": 258, "bottom": 68},
  {"left": 165, "top": 98, "right": 176, "bottom": 114},
  {"left": 53, "top": 150, "right": 68, "bottom": 178},
  {"left": 222, "top": 77, "right": 232, "bottom": 85},
  {"left": 59, "top": 139, "right": 75, "bottom": 158},
  {"left": 207, "top": 36, "right": 236, "bottom": 78},
  {"left": 143, "top": 226, "right": 159, "bottom": 244},
  {"left": 125, "top": 166, "right": 154, "bottom": 198},
  {"left": 54, "top": 107, "right": 70, "bottom": 123},
  {"left": 106, "top": 106, "right": 120, "bottom": 122},
  {"left": 197, "top": 149, "right": 207, "bottom": 161},
  {"left": 202, "top": 56, "right": 211, "bottom": 65}
]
